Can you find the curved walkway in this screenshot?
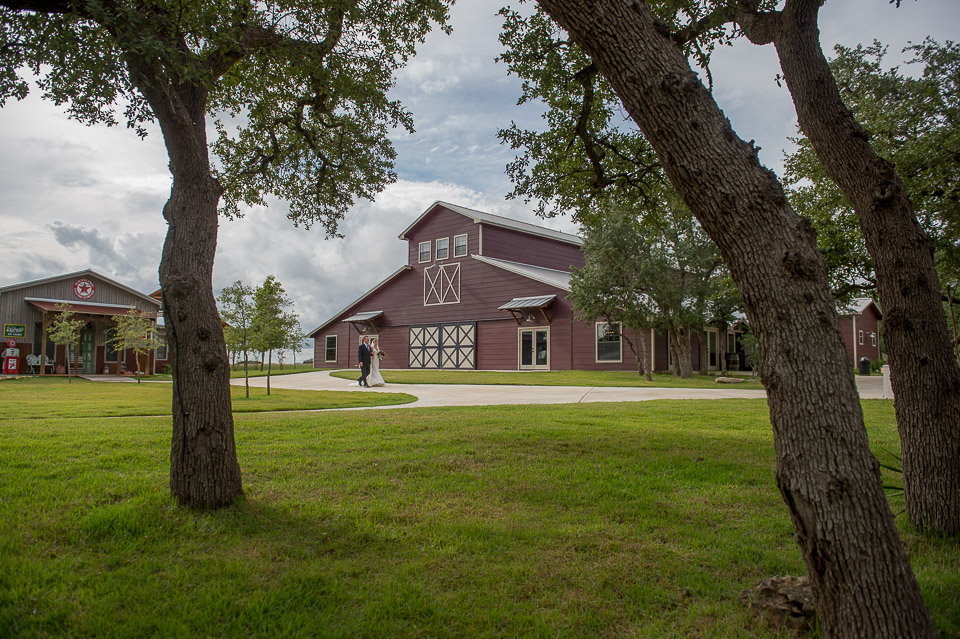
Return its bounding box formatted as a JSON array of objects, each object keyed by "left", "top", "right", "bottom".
[{"left": 229, "top": 370, "right": 884, "bottom": 409}]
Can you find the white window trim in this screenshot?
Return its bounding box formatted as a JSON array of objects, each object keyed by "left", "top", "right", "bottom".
[
  {"left": 595, "top": 321, "right": 623, "bottom": 363},
  {"left": 324, "top": 335, "right": 338, "bottom": 363},
  {"left": 418, "top": 241, "right": 431, "bottom": 264},
  {"left": 453, "top": 233, "right": 468, "bottom": 257},
  {"left": 871, "top": 333, "right": 877, "bottom": 347},
  {"left": 858, "top": 329, "right": 864, "bottom": 345},
  {"left": 435, "top": 237, "right": 450, "bottom": 261},
  {"left": 518, "top": 326, "right": 551, "bottom": 370}
]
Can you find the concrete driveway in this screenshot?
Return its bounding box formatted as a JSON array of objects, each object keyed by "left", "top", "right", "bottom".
[{"left": 231, "top": 370, "right": 887, "bottom": 409}]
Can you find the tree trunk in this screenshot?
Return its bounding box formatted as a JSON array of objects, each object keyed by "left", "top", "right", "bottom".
[
  {"left": 126, "top": 55, "right": 243, "bottom": 509},
  {"left": 533, "top": 1, "right": 935, "bottom": 635},
  {"left": 752, "top": 0, "right": 960, "bottom": 537},
  {"left": 267, "top": 349, "right": 272, "bottom": 396},
  {"left": 670, "top": 327, "right": 693, "bottom": 378}
]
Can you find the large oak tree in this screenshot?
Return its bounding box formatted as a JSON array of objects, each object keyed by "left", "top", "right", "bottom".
[
  {"left": 736, "top": 0, "right": 960, "bottom": 538},
  {"left": 0, "top": 0, "right": 449, "bottom": 508},
  {"left": 533, "top": 0, "right": 936, "bottom": 635}
]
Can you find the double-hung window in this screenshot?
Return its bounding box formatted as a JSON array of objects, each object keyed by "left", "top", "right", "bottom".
[
  {"left": 436, "top": 237, "right": 449, "bottom": 260},
  {"left": 596, "top": 321, "right": 622, "bottom": 362},
  {"left": 325, "top": 335, "right": 338, "bottom": 362},
  {"left": 418, "top": 241, "right": 431, "bottom": 263},
  {"left": 453, "top": 234, "right": 468, "bottom": 257}
]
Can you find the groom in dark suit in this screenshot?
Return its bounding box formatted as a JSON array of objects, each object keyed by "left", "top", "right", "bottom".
[{"left": 357, "top": 336, "right": 371, "bottom": 388}]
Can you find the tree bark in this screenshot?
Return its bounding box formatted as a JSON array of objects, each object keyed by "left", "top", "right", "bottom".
[
  {"left": 533, "top": 1, "right": 935, "bottom": 636},
  {"left": 126, "top": 54, "right": 243, "bottom": 509},
  {"left": 748, "top": 0, "right": 960, "bottom": 537}
]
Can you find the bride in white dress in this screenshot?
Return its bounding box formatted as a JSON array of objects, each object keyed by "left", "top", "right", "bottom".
[{"left": 367, "top": 338, "right": 386, "bottom": 387}]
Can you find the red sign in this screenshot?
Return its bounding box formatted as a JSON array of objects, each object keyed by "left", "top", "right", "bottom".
[
  {"left": 5, "top": 340, "right": 15, "bottom": 348},
  {"left": 74, "top": 278, "right": 95, "bottom": 299}
]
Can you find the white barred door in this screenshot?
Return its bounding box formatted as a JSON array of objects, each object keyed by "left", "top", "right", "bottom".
[{"left": 408, "top": 322, "right": 476, "bottom": 369}]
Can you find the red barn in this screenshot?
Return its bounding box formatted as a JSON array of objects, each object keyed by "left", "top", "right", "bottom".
[
  {"left": 309, "top": 202, "right": 746, "bottom": 373},
  {"left": 838, "top": 298, "right": 882, "bottom": 365}
]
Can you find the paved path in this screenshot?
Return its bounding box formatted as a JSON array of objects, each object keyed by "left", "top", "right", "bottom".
[{"left": 229, "top": 370, "right": 887, "bottom": 409}]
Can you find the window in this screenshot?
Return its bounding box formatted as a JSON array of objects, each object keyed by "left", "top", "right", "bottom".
[
  {"left": 858, "top": 330, "right": 864, "bottom": 345},
  {"left": 436, "top": 237, "right": 449, "bottom": 260},
  {"left": 596, "top": 322, "right": 622, "bottom": 362},
  {"left": 325, "top": 335, "right": 337, "bottom": 362},
  {"left": 871, "top": 333, "right": 877, "bottom": 347},
  {"left": 104, "top": 328, "right": 118, "bottom": 363},
  {"left": 419, "top": 241, "right": 431, "bottom": 263},
  {"left": 155, "top": 334, "right": 168, "bottom": 361},
  {"left": 454, "top": 233, "right": 468, "bottom": 257}
]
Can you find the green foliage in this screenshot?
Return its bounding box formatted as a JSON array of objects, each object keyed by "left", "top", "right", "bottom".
[
  {"left": 784, "top": 39, "right": 960, "bottom": 304},
  {"left": 0, "top": 0, "right": 452, "bottom": 235},
  {"left": 569, "top": 200, "right": 725, "bottom": 376},
  {"left": 218, "top": 279, "right": 255, "bottom": 397},
  {"left": 109, "top": 307, "right": 159, "bottom": 383},
  {"left": 45, "top": 303, "right": 84, "bottom": 381}
]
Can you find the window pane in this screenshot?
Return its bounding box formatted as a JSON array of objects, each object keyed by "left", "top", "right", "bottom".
[
  {"left": 155, "top": 334, "right": 167, "bottom": 360},
  {"left": 436, "top": 238, "right": 449, "bottom": 260},
  {"left": 325, "top": 336, "right": 337, "bottom": 361},
  {"left": 419, "top": 241, "right": 431, "bottom": 262},
  {"left": 521, "top": 331, "right": 533, "bottom": 366},
  {"left": 596, "top": 322, "right": 621, "bottom": 361},
  {"left": 454, "top": 234, "right": 467, "bottom": 256},
  {"left": 536, "top": 330, "right": 548, "bottom": 366},
  {"left": 104, "top": 328, "right": 118, "bottom": 362}
]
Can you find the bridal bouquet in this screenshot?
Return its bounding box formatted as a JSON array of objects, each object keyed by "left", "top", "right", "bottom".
[{"left": 377, "top": 350, "right": 386, "bottom": 360}]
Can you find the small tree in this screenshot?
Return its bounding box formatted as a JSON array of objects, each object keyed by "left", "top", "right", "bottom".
[
  {"left": 110, "top": 308, "right": 159, "bottom": 384},
  {"left": 251, "top": 276, "right": 294, "bottom": 395},
  {"left": 46, "top": 304, "right": 84, "bottom": 383},
  {"left": 218, "top": 281, "right": 254, "bottom": 399}
]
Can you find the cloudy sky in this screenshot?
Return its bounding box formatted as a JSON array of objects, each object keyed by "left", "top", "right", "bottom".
[{"left": 0, "top": 0, "right": 957, "bottom": 342}]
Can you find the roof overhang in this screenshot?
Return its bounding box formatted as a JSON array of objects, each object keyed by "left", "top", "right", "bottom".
[
  {"left": 27, "top": 298, "right": 157, "bottom": 319},
  {"left": 342, "top": 311, "right": 383, "bottom": 334},
  {"left": 498, "top": 294, "right": 557, "bottom": 325}
]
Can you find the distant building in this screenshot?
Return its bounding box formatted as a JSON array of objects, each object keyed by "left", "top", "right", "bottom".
[
  {"left": 0, "top": 269, "right": 163, "bottom": 375},
  {"left": 309, "top": 202, "right": 749, "bottom": 373},
  {"left": 838, "top": 297, "right": 882, "bottom": 364}
]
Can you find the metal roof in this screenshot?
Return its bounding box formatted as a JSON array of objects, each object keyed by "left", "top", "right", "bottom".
[
  {"left": 27, "top": 299, "right": 157, "bottom": 318},
  {"left": 471, "top": 255, "right": 572, "bottom": 291},
  {"left": 0, "top": 269, "right": 161, "bottom": 307},
  {"left": 498, "top": 295, "right": 557, "bottom": 311},
  {"left": 838, "top": 297, "right": 881, "bottom": 317},
  {"left": 399, "top": 201, "right": 583, "bottom": 246},
  {"left": 342, "top": 311, "right": 383, "bottom": 323}
]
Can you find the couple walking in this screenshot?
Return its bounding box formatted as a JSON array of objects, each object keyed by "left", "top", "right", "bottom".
[{"left": 357, "top": 336, "right": 385, "bottom": 387}]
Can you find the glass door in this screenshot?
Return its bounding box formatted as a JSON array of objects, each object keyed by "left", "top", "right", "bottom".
[
  {"left": 707, "top": 329, "right": 719, "bottom": 371},
  {"left": 80, "top": 328, "right": 95, "bottom": 373},
  {"left": 519, "top": 328, "right": 549, "bottom": 369}
]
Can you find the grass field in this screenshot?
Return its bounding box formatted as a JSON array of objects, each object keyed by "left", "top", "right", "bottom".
[
  {"left": 0, "top": 383, "right": 956, "bottom": 637},
  {"left": 329, "top": 368, "right": 766, "bottom": 389},
  {"left": 0, "top": 377, "right": 415, "bottom": 417}
]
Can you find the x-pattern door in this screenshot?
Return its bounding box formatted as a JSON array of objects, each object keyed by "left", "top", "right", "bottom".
[
  {"left": 423, "top": 263, "right": 461, "bottom": 306},
  {"left": 408, "top": 322, "right": 475, "bottom": 369}
]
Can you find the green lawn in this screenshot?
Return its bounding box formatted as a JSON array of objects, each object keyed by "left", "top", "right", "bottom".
[
  {"left": 0, "top": 387, "right": 956, "bottom": 637},
  {"left": 330, "top": 368, "right": 765, "bottom": 389},
  {"left": 148, "top": 362, "right": 322, "bottom": 382},
  {"left": 0, "top": 377, "right": 415, "bottom": 417}
]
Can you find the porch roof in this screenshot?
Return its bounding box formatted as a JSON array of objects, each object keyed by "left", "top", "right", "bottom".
[
  {"left": 498, "top": 295, "right": 557, "bottom": 311},
  {"left": 342, "top": 311, "right": 383, "bottom": 323},
  {"left": 27, "top": 298, "right": 157, "bottom": 318}
]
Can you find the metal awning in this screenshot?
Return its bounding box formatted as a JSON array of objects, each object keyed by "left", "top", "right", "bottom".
[
  {"left": 498, "top": 295, "right": 556, "bottom": 311},
  {"left": 342, "top": 310, "right": 383, "bottom": 333},
  {"left": 498, "top": 295, "right": 556, "bottom": 325},
  {"left": 27, "top": 299, "right": 157, "bottom": 318}
]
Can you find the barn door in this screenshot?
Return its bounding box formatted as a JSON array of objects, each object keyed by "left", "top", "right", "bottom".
[
  {"left": 408, "top": 322, "right": 476, "bottom": 369},
  {"left": 408, "top": 325, "right": 440, "bottom": 368}
]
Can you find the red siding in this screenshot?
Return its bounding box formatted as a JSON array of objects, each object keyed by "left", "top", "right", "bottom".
[{"left": 480, "top": 223, "right": 584, "bottom": 271}]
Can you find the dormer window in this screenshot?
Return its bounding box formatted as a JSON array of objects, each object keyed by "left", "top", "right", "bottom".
[
  {"left": 436, "top": 237, "right": 449, "bottom": 260},
  {"left": 418, "top": 241, "right": 431, "bottom": 263}
]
